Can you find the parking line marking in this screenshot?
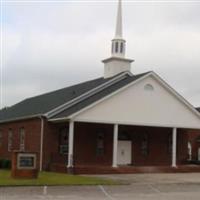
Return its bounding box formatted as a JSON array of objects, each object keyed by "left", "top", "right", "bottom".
[
  {"left": 43, "top": 186, "right": 47, "bottom": 195},
  {"left": 148, "top": 184, "right": 162, "bottom": 194},
  {"left": 98, "top": 185, "right": 116, "bottom": 200}
]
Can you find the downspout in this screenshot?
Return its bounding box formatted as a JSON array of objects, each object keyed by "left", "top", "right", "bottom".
[{"left": 39, "top": 116, "right": 44, "bottom": 171}]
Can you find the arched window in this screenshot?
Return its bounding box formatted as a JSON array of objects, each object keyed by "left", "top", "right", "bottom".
[{"left": 144, "top": 84, "right": 154, "bottom": 91}]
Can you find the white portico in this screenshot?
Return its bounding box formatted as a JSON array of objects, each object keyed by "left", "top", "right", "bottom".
[{"left": 61, "top": 0, "right": 200, "bottom": 171}]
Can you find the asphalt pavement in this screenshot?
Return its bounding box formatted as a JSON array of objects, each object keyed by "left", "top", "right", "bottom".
[{"left": 1, "top": 173, "right": 200, "bottom": 200}]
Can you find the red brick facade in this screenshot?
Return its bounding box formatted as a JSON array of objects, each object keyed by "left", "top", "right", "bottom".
[
  {"left": 1, "top": 119, "right": 200, "bottom": 174},
  {"left": 0, "top": 118, "right": 41, "bottom": 169}
]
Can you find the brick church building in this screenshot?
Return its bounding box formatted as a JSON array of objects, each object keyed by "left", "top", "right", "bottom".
[{"left": 1, "top": 0, "right": 200, "bottom": 174}]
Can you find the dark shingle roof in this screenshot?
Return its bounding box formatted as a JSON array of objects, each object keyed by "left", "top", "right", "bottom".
[
  {"left": 0, "top": 72, "right": 150, "bottom": 123},
  {"left": 51, "top": 72, "right": 149, "bottom": 120},
  {"left": 0, "top": 77, "right": 112, "bottom": 122},
  {"left": 196, "top": 107, "right": 200, "bottom": 112}
]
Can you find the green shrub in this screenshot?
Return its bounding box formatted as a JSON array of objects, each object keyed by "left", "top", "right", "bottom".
[{"left": 0, "top": 159, "right": 11, "bottom": 169}]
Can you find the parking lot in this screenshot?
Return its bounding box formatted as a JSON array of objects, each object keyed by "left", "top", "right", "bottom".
[{"left": 1, "top": 173, "right": 200, "bottom": 200}]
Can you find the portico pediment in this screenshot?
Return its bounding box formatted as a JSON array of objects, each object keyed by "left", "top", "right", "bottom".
[{"left": 73, "top": 73, "right": 200, "bottom": 129}]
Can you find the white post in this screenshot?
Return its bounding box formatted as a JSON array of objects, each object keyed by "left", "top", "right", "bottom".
[
  {"left": 172, "top": 127, "right": 177, "bottom": 168},
  {"left": 68, "top": 120, "right": 74, "bottom": 168},
  {"left": 39, "top": 117, "right": 44, "bottom": 171},
  {"left": 112, "top": 124, "right": 118, "bottom": 168}
]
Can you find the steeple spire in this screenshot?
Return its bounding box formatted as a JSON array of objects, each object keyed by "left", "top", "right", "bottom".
[
  {"left": 111, "top": 0, "right": 126, "bottom": 58},
  {"left": 102, "top": 0, "right": 134, "bottom": 78},
  {"left": 115, "top": 0, "right": 122, "bottom": 38}
]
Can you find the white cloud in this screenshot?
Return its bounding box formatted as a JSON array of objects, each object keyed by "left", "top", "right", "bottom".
[{"left": 2, "top": 1, "right": 200, "bottom": 107}]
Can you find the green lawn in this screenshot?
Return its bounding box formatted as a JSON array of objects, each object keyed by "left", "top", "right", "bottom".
[{"left": 0, "top": 170, "right": 119, "bottom": 186}]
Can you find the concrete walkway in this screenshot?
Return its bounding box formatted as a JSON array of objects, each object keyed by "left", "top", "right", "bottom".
[{"left": 1, "top": 173, "right": 200, "bottom": 200}]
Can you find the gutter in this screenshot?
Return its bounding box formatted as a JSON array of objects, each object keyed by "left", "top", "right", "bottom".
[
  {"left": 0, "top": 114, "right": 42, "bottom": 124},
  {"left": 39, "top": 116, "right": 44, "bottom": 172}
]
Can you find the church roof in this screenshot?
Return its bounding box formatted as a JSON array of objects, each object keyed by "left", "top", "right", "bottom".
[
  {"left": 196, "top": 107, "right": 200, "bottom": 112},
  {"left": 0, "top": 72, "right": 150, "bottom": 123}
]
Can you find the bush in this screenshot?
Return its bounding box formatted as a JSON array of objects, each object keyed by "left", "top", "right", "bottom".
[{"left": 0, "top": 159, "right": 11, "bottom": 169}]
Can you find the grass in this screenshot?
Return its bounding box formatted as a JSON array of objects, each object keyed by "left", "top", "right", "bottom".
[{"left": 0, "top": 170, "right": 119, "bottom": 186}]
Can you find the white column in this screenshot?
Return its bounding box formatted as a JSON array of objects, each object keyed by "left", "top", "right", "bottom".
[
  {"left": 112, "top": 124, "right": 118, "bottom": 168},
  {"left": 68, "top": 120, "right": 74, "bottom": 168},
  {"left": 172, "top": 127, "right": 177, "bottom": 168}
]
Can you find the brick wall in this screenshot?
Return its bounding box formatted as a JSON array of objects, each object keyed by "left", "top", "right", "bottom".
[
  {"left": 73, "top": 123, "right": 189, "bottom": 167},
  {"left": 74, "top": 122, "right": 113, "bottom": 166},
  {"left": 0, "top": 118, "right": 42, "bottom": 169},
  {"left": 187, "top": 129, "right": 200, "bottom": 160}
]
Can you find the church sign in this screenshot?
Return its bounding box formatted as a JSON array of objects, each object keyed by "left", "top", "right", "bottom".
[
  {"left": 17, "top": 153, "right": 36, "bottom": 169},
  {"left": 11, "top": 151, "right": 38, "bottom": 179}
]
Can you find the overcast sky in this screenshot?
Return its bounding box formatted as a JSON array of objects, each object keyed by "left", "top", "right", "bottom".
[{"left": 1, "top": 0, "right": 200, "bottom": 109}]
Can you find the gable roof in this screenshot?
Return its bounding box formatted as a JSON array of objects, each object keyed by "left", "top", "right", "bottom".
[
  {"left": 0, "top": 71, "right": 149, "bottom": 123},
  {"left": 64, "top": 71, "right": 200, "bottom": 129},
  {"left": 50, "top": 72, "right": 149, "bottom": 120}
]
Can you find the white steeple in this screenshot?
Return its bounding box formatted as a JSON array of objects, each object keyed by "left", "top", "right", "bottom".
[
  {"left": 112, "top": 0, "right": 125, "bottom": 58},
  {"left": 102, "top": 0, "right": 134, "bottom": 78},
  {"left": 115, "top": 0, "right": 122, "bottom": 38}
]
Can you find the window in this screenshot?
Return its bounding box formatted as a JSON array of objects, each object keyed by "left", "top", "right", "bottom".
[
  {"left": 59, "top": 128, "right": 68, "bottom": 155},
  {"left": 96, "top": 131, "right": 105, "bottom": 156},
  {"left": 115, "top": 42, "right": 118, "bottom": 53},
  {"left": 8, "top": 129, "right": 13, "bottom": 152},
  {"left": 168, "top": 133, "right": 172, "bottom": 154},
  {"left": 141, "top": 134, "right": 148, "bottom": 156},
  {"left": 0, "top": 130, "right": 2, "bottom": 147},
  {"left": 144, "top": 84, "right": 154, "bottom": 91},
  {"left": 19, "top": 127, "right": 25, "bottom": 151},
  {"left": 120, "top": 42, "right": 123, "bottom": 53},
  {"left": 118, "top": 131, "right": 131, "bottom": 140},
  {"left": 188, "top": 142, "right": 192, "bottom": 161}
]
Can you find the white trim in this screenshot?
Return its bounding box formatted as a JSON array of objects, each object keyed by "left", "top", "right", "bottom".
[
  {"left": 45, "top": 71, "right": 133, "bottom": 118},
  {"left": 67, "top": 120, "right": 74, "bottom": 168},
  {"left": 112, "top": 124, "right": 118, "bottom": 168},
  {"left": 79, "top": 119, "right": 200, "bottom": 129},
  {"left": 172, "top": 127, "right": 177, "bottom": 167},
  {"left": 39, "top": 117, "right": 44, "bottom": 171},
  {"left": 50, "top": 118, "right": 200, "bottom": 130}
]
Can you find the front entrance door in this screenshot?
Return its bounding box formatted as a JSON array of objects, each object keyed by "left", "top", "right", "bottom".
[{"left": 117, "top": 140, "right": 132, "bottom": 165}]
